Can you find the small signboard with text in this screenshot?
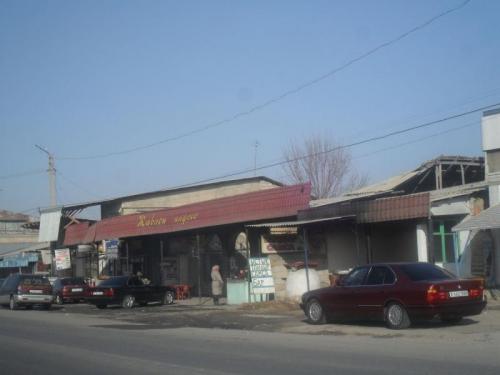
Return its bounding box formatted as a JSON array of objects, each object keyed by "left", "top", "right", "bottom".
[
  {"left": 249, "top": 257, "right": 275, "bottom": 295},
  {"left": 103, "top": 239, "right": 119, "bottom": 260},
  {"left": 54, "top": 248, "right": 71, "bottom": 271}
]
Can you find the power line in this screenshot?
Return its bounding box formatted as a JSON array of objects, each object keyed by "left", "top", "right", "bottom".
[
  {"left": 169, "top": 103, "right": 498, "bottom": 189},
  {"left": 57, "top": 170, "right": 101, "bottom": 200},
  {"left": 0, "top": 169, "right": 45, "bottom": 180},
  {"left": 57, "top": 0, "right": 471, "bottom": 161},
  {"left": 353, "top": 121, "right": 479, "bottom": 160}
]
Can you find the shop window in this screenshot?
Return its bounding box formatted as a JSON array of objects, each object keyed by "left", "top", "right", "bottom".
[{"left": 432, "top": 221, "right": 459, "bottom": 263}]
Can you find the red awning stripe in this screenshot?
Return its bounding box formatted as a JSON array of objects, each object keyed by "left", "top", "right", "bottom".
[{"left": 63, "top": 183, "right": 310, "bottom": 245}]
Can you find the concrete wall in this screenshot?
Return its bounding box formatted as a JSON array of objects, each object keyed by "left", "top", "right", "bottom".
[
  {"left": 101, "top": 180, "right": 279, "bottom": 218},
  {"left": 326, "top": 223, "right": 363, "bottom": 274},
  {"left": 325, "top": 221, "right": 419, "bottom": 276},
  {"left": 370, "top": 222, "right": 418, "bottom": 263}
]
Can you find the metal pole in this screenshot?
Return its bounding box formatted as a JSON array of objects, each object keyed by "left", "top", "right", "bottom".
[
  {"left": 303, "top": 227, "right": 310, "bottom": 292},
  {"left": 245, "top": 228, "right": 251, "bottom": 303},
  {"left": 196, "top": 234, "right": 201, "bottom": 304},
  {"left": 35, "top": 145, "right": 57, "bottom": 207}
]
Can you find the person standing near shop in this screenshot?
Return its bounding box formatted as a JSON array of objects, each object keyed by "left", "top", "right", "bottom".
[{"left": 211, "top": 264, "right": 224, "bottom": 305}]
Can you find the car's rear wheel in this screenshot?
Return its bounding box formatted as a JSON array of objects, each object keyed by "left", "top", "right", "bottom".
[
  {"left": 306, "top": 298, "right": 326, "bottom": 324},
  {"left": 385, "top": 302, "right": 411, "bottom": 329},
  {"left": 122, "top": 295, "right": 135, "bottom": 309},
  {"left": 55, "top": 294, "right": 63, "bottom": 305},
  {"left": 96, "top": 304, "right": 107, "bottom": 309},
  {"left": 162, "top": 291, "right": 175, "bottom": 305},
  {"left": 441, "top": 314, "right": 463, "bottom": 324},
  {"left": 9, "top": 296, "right": 18, "bottom": 311}
]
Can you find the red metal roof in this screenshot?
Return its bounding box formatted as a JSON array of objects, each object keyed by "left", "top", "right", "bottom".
[
  {"left": 299, "top": 192, "right": 430, "bottom": 223},
  {"left": 63, "top": 183, "right": 311, "bottom": 245}
]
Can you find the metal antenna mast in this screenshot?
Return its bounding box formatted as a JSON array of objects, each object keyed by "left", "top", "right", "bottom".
[
  {"left": 253, "top": 140, "right": 260, "bottom": 176},
  {"left": 35, "top": 144, "right": 57, "bottom": 207}
]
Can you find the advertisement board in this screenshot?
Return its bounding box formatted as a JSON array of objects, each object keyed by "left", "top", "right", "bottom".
[
  {"left": 249, "top": 257, "right": 275, "bottom": 294},
  {"left": 103, "top": 239, "right": 119, "bottom": 260},
  {"left": 54, "top": 248, "right": 71, "bottom": 271}
]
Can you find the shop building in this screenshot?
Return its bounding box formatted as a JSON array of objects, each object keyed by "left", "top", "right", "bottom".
[
  {"left": 292, "top": 156, "right": 487, "bottom": 285},
  {"left": 60, "top": 179, "right": 311, "bottom": 299}
]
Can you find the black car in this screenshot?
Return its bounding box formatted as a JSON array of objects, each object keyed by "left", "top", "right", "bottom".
[
  {"left": 53, "top": 277, "right": 88, "bottom": 304},
  {"left": 0, "top": 274, "right": 53, "bottom": 310},
  {"left": 85, "top": 276, "right": 176, "bottom": 309}
]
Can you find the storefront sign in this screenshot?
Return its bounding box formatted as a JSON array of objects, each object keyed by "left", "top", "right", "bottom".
[
  {"left": 261, "top": 233, "right": 303, "bottom": 254},
  {"left": 249, "top": 257, "right": 275, "bottom": 294},
  {"left": 174, "top": 213, "right": 199, "bottom": 225},
  {"left": 54, "top": 248, "right": 71, "bottom": 271},
  {"left": 137, "top": 215, "right": 167, "bottom": 227},
  {"left": 103, "top": 239, "right": 119, "bottom": 260}
]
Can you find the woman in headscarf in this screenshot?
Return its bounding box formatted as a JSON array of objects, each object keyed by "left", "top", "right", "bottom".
[{"left": 211, "top": 264, "right": 224, "bottom": 305}]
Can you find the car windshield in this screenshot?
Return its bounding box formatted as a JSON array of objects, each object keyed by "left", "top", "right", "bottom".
[
  {"left": 98, "top": 276, "right": 128, "bottom": 287},
  {"left": 399, "top": 263, "right": 454, "bottom": 282},
  {"left": 61, "top": 278, "right": 85, "bottom": 286},
  {"left": 20, "top": 277, "right": 50, "bottom": 286}
]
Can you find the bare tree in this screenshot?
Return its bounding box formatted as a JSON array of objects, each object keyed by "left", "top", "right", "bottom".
[{"left": 282, "top": 135, "right": 368, "bottom": 199}]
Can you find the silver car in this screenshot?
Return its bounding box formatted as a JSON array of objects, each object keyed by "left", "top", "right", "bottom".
[{"left": 0, "top": 274, "right": 53, "bottom": 310}]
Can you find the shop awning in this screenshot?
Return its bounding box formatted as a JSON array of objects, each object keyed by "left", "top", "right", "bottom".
[
  {"left": 245, "top": 215, "right": 355, "bottom": 228},
  {"left": 64, "top": 183, "right": 312, "bottom": 246},
  {"left": 452, "top": 203, "right": 500, "bottom": 232}
]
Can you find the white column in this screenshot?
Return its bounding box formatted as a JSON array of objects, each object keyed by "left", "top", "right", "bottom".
[{"left": 416, "top": 223, "right": 428, "bottom": 262}]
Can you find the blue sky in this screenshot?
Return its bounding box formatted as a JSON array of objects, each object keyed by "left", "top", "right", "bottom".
[{"left": 1, "top": 0, "right": 500, "bottom": 217}]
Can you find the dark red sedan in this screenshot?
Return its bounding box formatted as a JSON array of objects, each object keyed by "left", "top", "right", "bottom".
[{"left": 300, "top": 262, "right": 486, "bottom": 329}]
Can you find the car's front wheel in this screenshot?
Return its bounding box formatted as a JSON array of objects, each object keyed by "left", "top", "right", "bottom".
[
  {"left": 306, "top": 298, "right": 326, "bottom": 324},
  {"left": 96, "top": 304, "right": 107, "bottom": 309},
  {"left": 122, "top": 295, "right": 135, "bottom": 309},
  {"left": 385, "top": 302, "right": 411, "bottom": 329},
  {"left": 162, "top": 291, "right": 175, "bottom": 305}
]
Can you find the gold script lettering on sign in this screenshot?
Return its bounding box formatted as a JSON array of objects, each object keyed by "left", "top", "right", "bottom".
[
  {"left": 137, "top": 215, "right": 167, "bottom": 227},
  {"left": 174, "top": 213, "right": 199, "bottom": 225}
]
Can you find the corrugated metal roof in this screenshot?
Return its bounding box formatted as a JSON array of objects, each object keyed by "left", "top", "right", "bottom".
[
  {"left": 453, "top": 204, "right": 500, "bottom": 232},
  {"left": 0, "top": 242, "right": 50, "bottom": 258},
  {"left": 246, "top": 216, "right": 354, "bottom": 228},
  {"left": 311, "top": 155, "right": 484, "bottom": 208},
  {"left": 429, "top": 181, "right": 487, "bottom": 202},
  {"left": 64, "top": 183, "right": 311, "bottom": 245},
  {"left": 301, "top": 192, "right": 430, "bottom": 223}
]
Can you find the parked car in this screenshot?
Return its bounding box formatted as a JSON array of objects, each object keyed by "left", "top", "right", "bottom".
[
  {"left": 0, "top": 274, "right": 53, "bottom": 310},
  {"left": 300, "top": 262, "right": 487, "bottom": 329},
  {"left": 0, "top": 278, "right": 5, "bottom": 287},
  {"left": 53, "top": 277, "right": 88, "bottom": 304},
  {"left": 85, "top": 275, "right": 176, "bottom": 309}
]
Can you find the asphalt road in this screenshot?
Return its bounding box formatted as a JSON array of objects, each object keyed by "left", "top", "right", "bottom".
[{"left": 0, "top": 307, "right": 499, "bottom": 375}]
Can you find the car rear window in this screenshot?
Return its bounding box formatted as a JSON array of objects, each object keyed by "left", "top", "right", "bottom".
[
  {"left": 61, "top": 278, "right": 85, "bottom": 286},
  {"left": 20, "top": 277, "right": 50, "bottom": 286},
  {"left": 99, "top": 277, "right": 128, "bottom": 287},
  {"left": 399, "top": 263, "right": 453, "bottom": 282}
]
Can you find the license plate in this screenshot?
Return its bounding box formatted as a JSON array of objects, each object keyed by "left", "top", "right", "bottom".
[
  {"left": 449, "top": 290, "right": 469, "bottom": 298},
  {"left": 72, "top": 288, "right": 83, "bottom": 292},
  {"left": 93, "top": 291, "right": 103, "bottom": 295},
  {"left": 30, "top": 290, "right": 42, "bottom": 294}
]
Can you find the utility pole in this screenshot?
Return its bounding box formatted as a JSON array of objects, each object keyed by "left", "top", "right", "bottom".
[
  {"left": 35, "top": 144, "right": 57, "bottom": 207},
  {"left": 253, "top": 140, "right": 260, "bottom": 176}
]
